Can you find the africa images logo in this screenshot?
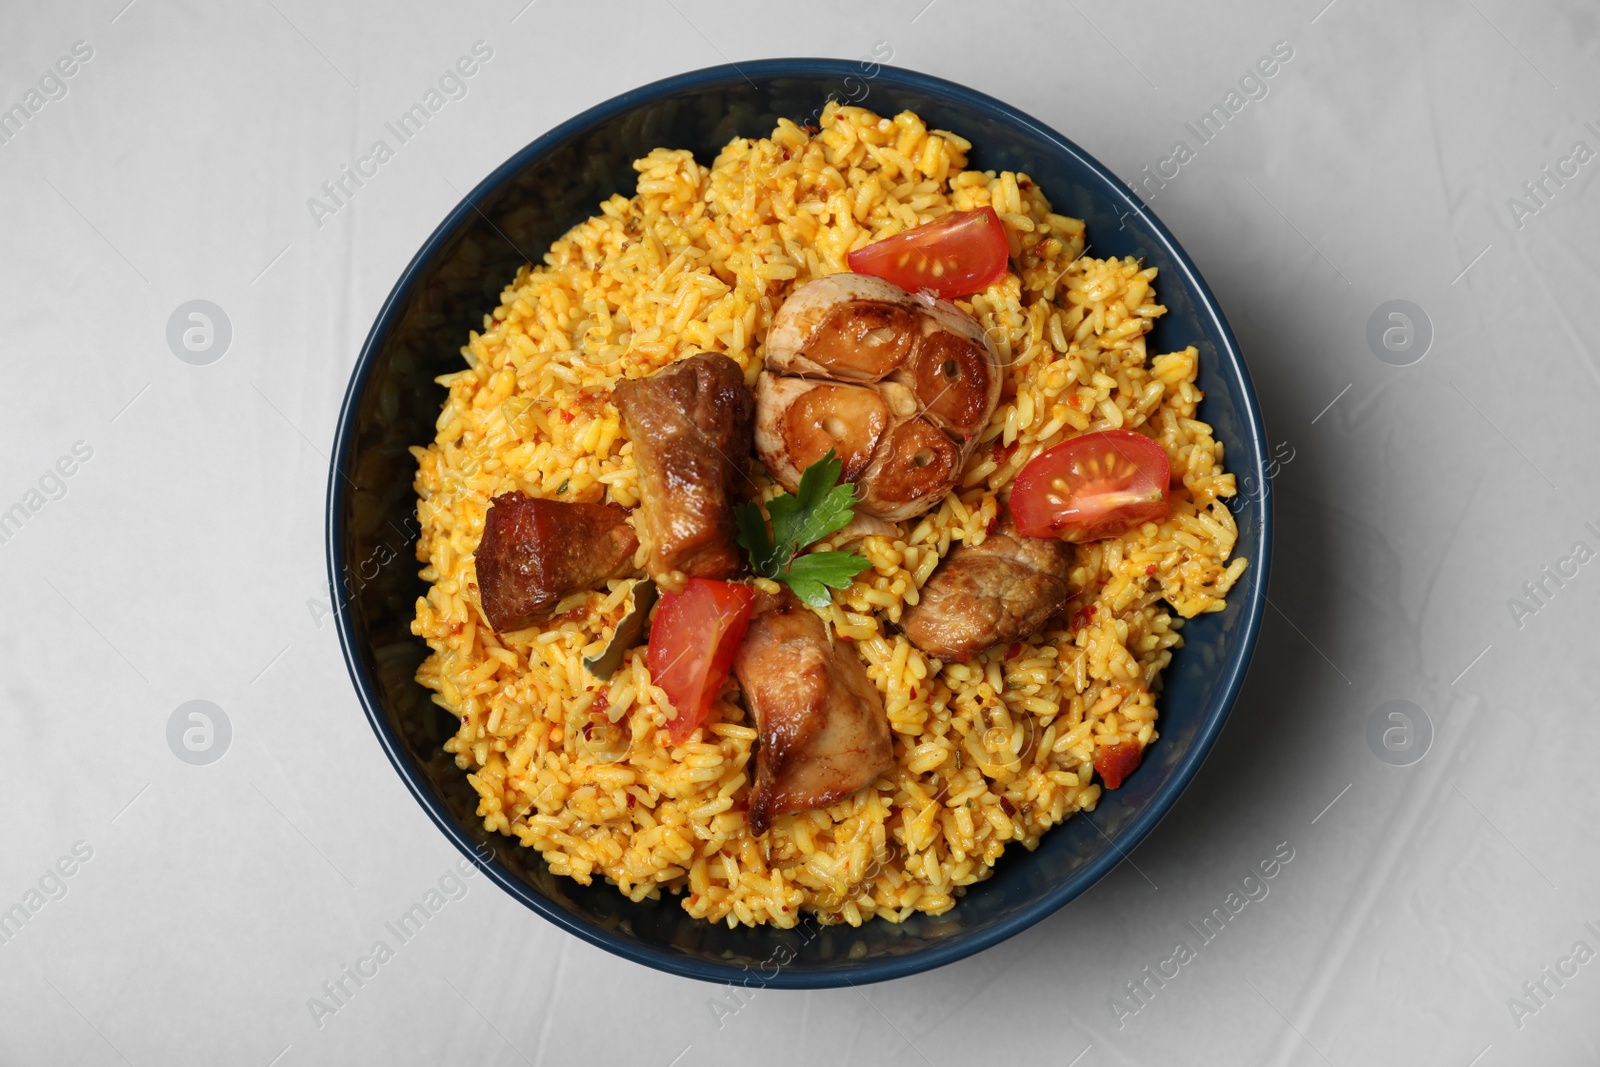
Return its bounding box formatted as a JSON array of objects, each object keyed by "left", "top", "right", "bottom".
[
  {"left": 1107, "top": 841, "right": 1296, "bottom": 1028},
  {"left": 1505, "top": 521, "right": 1600, "bottom": 630},
  {"left": 0, "top": 40, "right": 93, "bottom": 149},
  {"left": 305, "top": 41, "right": 494, "bottom": 229},
  {"left": 1131, "top": 40, "right": 1295, "bottom": 204}
]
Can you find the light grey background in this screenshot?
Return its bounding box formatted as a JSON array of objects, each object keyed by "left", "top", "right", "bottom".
[{"left": 2, "top": 0, "right": 1596, "bottom": 1064}]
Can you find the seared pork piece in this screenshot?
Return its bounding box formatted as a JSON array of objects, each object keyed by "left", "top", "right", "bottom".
[
  {"left": 733, "top": 590, "right": 893, "bottom": 835},
  {"left": 475, "top": 493, "right": 638, "bottom": 634},
  {"left": 901, "top": 515, "right": 1075, "bottom": 661},
  {"left": 614, "top": 352, "right": 755, "bottom": 589},
  {"left": 756, "top": 273, "right": 1002, "bottom": 522}
]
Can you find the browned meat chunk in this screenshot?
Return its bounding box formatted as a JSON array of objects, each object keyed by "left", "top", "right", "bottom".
[
  {"left": 900, "top": 515, "right": 1075, "bottom": 660},
  {"left": 614, "top": 353, "right": 755, "bottom": 588},
  {"left": 733, "top": 590, "right": 893, "bottom": 835},
  {"left": 474, "top": 493, "right": 638, "bottom": 633}
]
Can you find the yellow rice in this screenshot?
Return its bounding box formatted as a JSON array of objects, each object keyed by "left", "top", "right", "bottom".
[{"left": 409, "top": 102, "right": 1246, "bottom": 927}]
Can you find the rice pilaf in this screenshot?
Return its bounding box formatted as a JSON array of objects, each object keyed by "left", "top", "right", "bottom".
[{"left": 409, "top": 102, "right": 1246, "bottom": 927}]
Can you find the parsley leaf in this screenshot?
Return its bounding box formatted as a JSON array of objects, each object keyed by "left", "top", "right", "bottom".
[
  {"left": 767, "top": 449, "right": 857, "bottom": 555},
  {"left": 784, "top": 551, "right": 869, "bottom": 608},
  {"left": 734, "top": 497, "right": 778, "bottom": 576},
  {"left": 734, "top": 449, "right": 867, "bottom": 605}
]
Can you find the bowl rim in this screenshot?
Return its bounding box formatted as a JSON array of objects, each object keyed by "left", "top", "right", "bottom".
[{"left": 326, "top": 57, "right": 1272, "bottom": 989}]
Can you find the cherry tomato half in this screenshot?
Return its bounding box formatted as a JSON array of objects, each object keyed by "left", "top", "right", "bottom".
[
  {"left": 1010, "top": 429, "right": 1172, "bottom": 542},
  {"left": 846, "top": 207, "right": 1009, "bottom": 299},
  {"left": 648, "top": 578, "right": 755, "bottom": 744}
]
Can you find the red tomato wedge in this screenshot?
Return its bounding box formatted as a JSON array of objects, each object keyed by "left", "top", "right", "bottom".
[
  {"left": 1094, "top": 740, "right": 1143, "bottom": 790},
  {"left": 648, "top": 579, "right": 755, "bottom": 744},
  {"left": 846, "top": 207, "right": 1009, "bottom": 299},
  {"left": 1010, "top": 430, "right": 1172, "bottom": 542}
]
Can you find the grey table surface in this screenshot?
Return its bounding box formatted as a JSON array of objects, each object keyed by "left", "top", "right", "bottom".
[{"left": 3, "top": 0, "right": 1598, "bottom": 1064}]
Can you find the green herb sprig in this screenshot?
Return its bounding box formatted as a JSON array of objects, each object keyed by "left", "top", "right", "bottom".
[{"left": 735, "top": 450, "right": 868, "bottom": 608}]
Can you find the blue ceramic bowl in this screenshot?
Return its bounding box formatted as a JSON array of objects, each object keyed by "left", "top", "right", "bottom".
[{"left": 327, "top": 59, "right": 1271, "bottom": 988}]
